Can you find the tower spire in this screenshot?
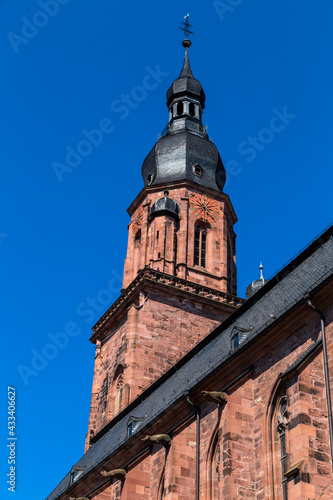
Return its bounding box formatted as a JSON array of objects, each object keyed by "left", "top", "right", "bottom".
[
  {"left": 179, "top": 46, "right": 193, "bottom": 78},
  {"left": 178, "top": 15, "right": 195, "bottom": 78}
]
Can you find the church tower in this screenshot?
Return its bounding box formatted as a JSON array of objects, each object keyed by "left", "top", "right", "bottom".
[{"left": 85, "top": 32, "right": 244, "bottom": 451}]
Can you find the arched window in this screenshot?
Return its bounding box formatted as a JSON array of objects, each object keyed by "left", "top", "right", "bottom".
[
  {"left": 267, "top": 380, "right": 289, "bottom": 500},
  {"left": 113, "top": 365, "right": 124, "bottom": 416},
  {"left": 189, "top": 102, "right": 195, "bottom": 117},
  {"left": 194, "top": 225, "right": 208, "bottom": 267},
  {"left": 277, "top": 396, "right": 288, "bottom": 500},
  {"left": 206, "top": 407, "right": 223, "bottom": 500},
  {"left": 159, "top": 476, "right": 165, "bottom": 500},
  {"left": 209, "top": 432, "right": 220, "bottom": 499},
  {"left": 117, "top": 371, "right": 124, "bottom": 389},
  {"left": 134, "top": 229, "right": 141, "bottom": 247},
  {"left": 177, "top": 102, "right": 184, "bottom": 116},
  {"left": 158, "top": 448, "right": 169, "bottom": 500}
]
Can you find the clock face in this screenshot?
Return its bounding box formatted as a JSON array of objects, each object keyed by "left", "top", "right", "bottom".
[
  {"left": 132, "top": 206, "right": 143, "bottom": 231},
  {"left": 189, "top": 193, "right": 220, "bottom": 223}
]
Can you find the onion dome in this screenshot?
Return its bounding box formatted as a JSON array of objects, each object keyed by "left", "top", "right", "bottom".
[
  {"left": 150, "top": 191, "right": 180, "bottom": 220},
  {"left": 246, "top": 264, "right": 267, "bottom": 299},
  {"left": 142, "top": 133, "right": 226, "bottom": 192}
]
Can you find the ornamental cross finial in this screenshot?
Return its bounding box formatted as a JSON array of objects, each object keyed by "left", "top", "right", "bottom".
[{"left": 179, "top": 14, "right": 195, "bottom": 41}]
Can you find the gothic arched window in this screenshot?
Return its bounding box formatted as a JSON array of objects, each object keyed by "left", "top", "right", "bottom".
[
  {"left": 267, "top": 381, "right": 290, "bottom": 500},
  {"left": 277, "top": 396, "right": 289, "bottom": 500},
  {"left": 159, "top": 476, "right": 165, "bottom": 500},
  {"left": 194, "top": 224, "right": 208, "bottom": 267},
  {"left": 113, "top": 365, "right": 124, "bottom": 416},
  {"left": 134, "top": 229, "right": 141, "bottom": 247},
  {"left": 209, "top": 431, "right": 220, "bottom": 499}
]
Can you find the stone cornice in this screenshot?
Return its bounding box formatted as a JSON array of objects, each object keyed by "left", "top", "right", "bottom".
[{"left": 90, "top": 268, "right": 245, "bottom": 341}]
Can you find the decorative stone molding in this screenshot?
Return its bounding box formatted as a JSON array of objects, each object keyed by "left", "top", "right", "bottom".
[{"left": 92, "top": 268, "right": 245, "bottom": 335}]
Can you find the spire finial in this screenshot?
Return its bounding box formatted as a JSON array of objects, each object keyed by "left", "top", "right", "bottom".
[
  {"left": 259, "top": 262, "right": 264, "bottom": 281},
  {"left": 179, "top": 14, "right": 195, "bottom": 49}
]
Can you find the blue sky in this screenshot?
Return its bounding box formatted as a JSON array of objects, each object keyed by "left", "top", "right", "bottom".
[{"left": 0, "top": 1, "right": 332, "bottom": 498}]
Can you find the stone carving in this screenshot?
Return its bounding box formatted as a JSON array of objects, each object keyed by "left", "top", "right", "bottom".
[
  {"left": 142, "top": 434, "right": 171, "bottom": 446},
  {"left": 100, "top": 468, "right": 126, "bottom": 479},
  {"left": 202, "top": 391, "right": 227, "bottom": 404}
]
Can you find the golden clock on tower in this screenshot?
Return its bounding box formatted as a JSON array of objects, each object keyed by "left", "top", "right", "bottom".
[{"left": 189, "top": 193, "right": 220, "bottom": 223}]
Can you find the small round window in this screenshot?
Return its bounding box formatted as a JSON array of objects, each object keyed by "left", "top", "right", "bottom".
[{"left": 193, "top": 165, "right": 203, "bottom": 177}]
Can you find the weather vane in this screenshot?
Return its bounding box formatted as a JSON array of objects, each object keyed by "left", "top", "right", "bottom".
[{"left": 179, "top": 14, "right": 195, "bottom": 47}]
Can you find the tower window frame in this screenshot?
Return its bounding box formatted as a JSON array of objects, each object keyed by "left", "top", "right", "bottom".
[
  {"left": 194, "top": 225, "right": 208, "bottom": 268},
  {"left": 177, "top": 102, "right": 184, "bottom": 116},
  {"left": 193, "top": 165, "right": 203, "bottom": 177},
  {"left": 134, "top": 229, "right": 141, "bottom": 246},
  {"left": 189, "top": 102, "right": 196, "bottom": 117}
]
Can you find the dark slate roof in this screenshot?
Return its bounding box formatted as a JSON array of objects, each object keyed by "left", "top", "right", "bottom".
[
  {"left": 166, "top": 49, "right": 205, "bottom": 108},
  {"left": 141, "top": 131, "right": 226, "bottom": 191},
  {"left": 150, "top": 194, "right": 180, "bottom": 219},
  {"left": 46, "top": 225, "right": 333, "bottom": 500},
  {"left": 179, "top": 48, "right": 193, "bottom": 78}
]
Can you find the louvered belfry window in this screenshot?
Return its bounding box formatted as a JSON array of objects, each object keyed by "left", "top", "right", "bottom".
[{"left": 194, "top": 226, "right": 207, "bottom": 267}]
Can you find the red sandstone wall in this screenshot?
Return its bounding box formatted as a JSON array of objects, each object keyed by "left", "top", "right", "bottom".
[
  {"left": 123, "top": 185, "right": 237, "bottom": 294},
  {"left": 84, "top": 301, "right": 333, "bottom": 499},
  {"left": 85, "top": 291, "right": 231, "bottom": 449}
]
